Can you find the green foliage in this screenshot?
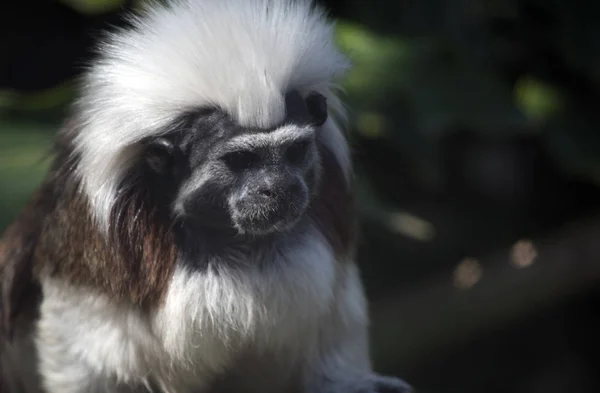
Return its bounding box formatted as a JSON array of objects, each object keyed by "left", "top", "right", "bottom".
[
  {"left": 513, "top": 76, "right": 563, "bottom": 123},
  {"left": 58, "top": 0, "right": 124, "bottom": 13},
  {"left": 0, "top": 120, "right": 54, "bottom": 229}
]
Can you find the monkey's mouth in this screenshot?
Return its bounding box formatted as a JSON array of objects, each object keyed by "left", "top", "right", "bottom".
[{"left": 230, "top": 198, "right": 308, "bottom": 236}]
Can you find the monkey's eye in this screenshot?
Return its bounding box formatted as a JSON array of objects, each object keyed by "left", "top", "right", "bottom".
[
  {"left": 286, "top": 140, "right": 310, "bottom": 165},
  {"left": 145, "top": 138, "right": 179, "bottom": 174},
  {"left": 305, "top": 92, "right": 327, "bottom": 126},
  {"left": 221, "top": 150, "right": 260, "bottom": 171}
]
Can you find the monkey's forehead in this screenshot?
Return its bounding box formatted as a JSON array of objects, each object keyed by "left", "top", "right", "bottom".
[{"left": 164, "top": 90, "right": 316, "bottom": 147}]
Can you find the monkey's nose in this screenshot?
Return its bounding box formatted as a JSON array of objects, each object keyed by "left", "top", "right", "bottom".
[
  {"left": 258, "top": 187, "right": 274, "bottom": 198},
  {"left": 256, "top": 181, "right": 300, "bottom": 201}
]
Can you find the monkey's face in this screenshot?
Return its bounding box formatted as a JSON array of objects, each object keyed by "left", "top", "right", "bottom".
[{"left": 142, "top": 91, "right": 327, "bottom": 236}]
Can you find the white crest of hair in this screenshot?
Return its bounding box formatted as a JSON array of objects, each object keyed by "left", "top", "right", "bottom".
[{"left": 70, "top": 0, "right": 352, "bottom": 233}]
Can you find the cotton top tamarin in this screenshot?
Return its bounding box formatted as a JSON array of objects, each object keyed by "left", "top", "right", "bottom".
[{"left": 0, "top": 0, "right": 413, "bottom": 392}]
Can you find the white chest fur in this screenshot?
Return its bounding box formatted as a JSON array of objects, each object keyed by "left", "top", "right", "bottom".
[{"left": 36, "top": 230, "right": 338, "bottom": 392}]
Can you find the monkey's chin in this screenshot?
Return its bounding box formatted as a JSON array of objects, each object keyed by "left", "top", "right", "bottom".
[{"left": 231, "top": 210, "right": 305, "bottom": 237}]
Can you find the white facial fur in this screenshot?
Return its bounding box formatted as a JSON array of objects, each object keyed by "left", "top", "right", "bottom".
[{"left": 70, "top": 0, "right": 352, "bottom": 234}]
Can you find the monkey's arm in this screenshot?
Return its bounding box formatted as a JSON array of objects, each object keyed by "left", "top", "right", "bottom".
[{"left": 305, "top": 263, "right": 413, "bottom": 393}]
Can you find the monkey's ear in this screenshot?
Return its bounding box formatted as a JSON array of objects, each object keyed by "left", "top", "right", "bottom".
[{"left": 306, "top": 92, "right": 328, "bottom": 126}]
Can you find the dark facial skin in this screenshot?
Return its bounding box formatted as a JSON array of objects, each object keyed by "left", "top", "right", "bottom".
[{"left": 140, "top": 91, "right": 328, "bottom": 237}]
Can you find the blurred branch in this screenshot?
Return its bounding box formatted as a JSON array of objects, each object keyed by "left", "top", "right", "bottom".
[{"left": 371, "top": 214, "right": 600, "bottom": 370}]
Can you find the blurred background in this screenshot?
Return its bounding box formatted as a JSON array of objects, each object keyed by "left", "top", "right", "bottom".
[{"left": 2, "top": 0, "right": 600, "bottom": 392}]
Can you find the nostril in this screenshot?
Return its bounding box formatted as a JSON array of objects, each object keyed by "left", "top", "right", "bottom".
[{"left": 258, "top": 188, "right": 273, "bottom": 198}]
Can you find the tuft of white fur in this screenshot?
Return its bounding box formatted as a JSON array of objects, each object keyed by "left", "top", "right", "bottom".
[
  {"left": 153, "top": 229, "right": 337, "bottom": 367},
  {"left": 71, "top": 0, "right": 352, "bottom": 233}
]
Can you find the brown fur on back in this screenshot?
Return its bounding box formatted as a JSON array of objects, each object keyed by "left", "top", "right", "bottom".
[
  {"left": 0, "top": 125, "right": 180, "bottom": 346},
  {"left": 33, "top": 135, "right": 179, "bottom": 310},
  {"left": 0, "top": 188, "right": 47, "bottom": 341}
]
